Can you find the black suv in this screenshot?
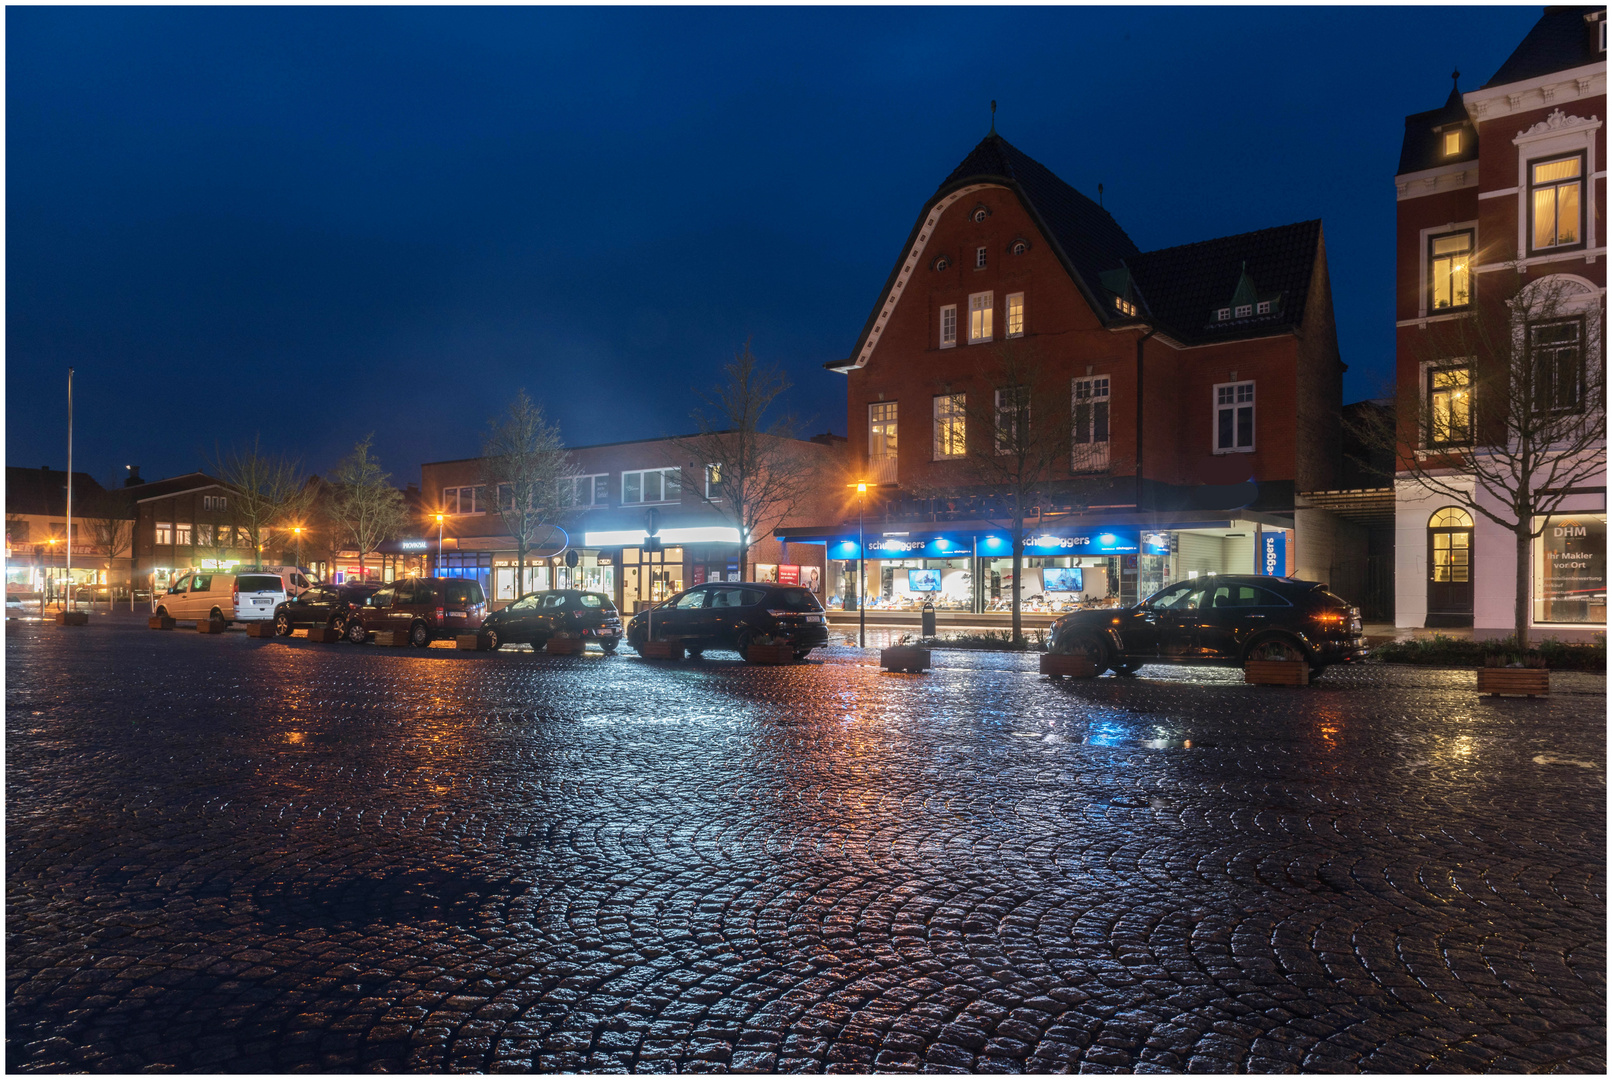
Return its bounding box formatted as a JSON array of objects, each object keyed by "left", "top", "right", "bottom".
[
  {"left": 481, "top": 590, "right": 623, "bottom": 653},
  {"left": 272, "top": 582, "right": 380, "bottom": 639},
  {"left": 1048, "top": 575, "right": 1366, "bottom": 679},
  {"left": 625, "top": 582, "right": 830, "bottom": 660}
]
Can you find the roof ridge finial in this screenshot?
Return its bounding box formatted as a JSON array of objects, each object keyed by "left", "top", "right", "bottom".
[
  {"left": 1451, "top": 68, "right": 1460, "bottom": 92},
  {"left": 989, "top": 99, "right": 996, "bottom": 136}
]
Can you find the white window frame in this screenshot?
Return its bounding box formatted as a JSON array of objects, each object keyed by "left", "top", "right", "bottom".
[
  {"left": 1416, "top": 220, "right": 1478, "bottom": 319},
  {"left": 1071, "top": 376, "right": 1111, "bottom": 472},
  {"left": 621, "top": 468, "right": 681, "bottom": 505},
  {"left": 1212, "top": 380, "right": 1256, "bottom": 454},
  {"left": 174, "top": 523, "right": 194, "bottom": 547},
  {"left": 933, "top": 394, "right": 966, "bottom": 460},
  {"left": 1443, "top": 129, "right": 1462, "bottom": 157},
  {"left": 704, "top": 464, "right": 723, "bottom": 500},
  {"left": 1511, "top": 116, "right": 1600, "bottom": 265},
  {"left": 939, "top": 304, "right": 957, "bottom": 349},
  {"left": 1256, "top": 300, "right": 1271, "bottom": 315},
  {"left": 1421, "top": 358, "right": 1476, "bottom": 449},
  {"left": 968, "top": 292, "right": 993, "bottom": 343},
  {"left": 1006, "top": 292, "right": 1024, "bottom": 338},
  {"left": 155, "top": 523, "right": 173, "bottom": 546},
  {"left": 868, "top": 401, "right": 898, "bottom": 482},
  {"left": 975, "top": 246, "right": 988, "bottom": 269},
  {"left": 1234, "top": 303, "right": 1252, "bottom": 318},
  {"left": 559, "top": 473, "right": 607, "bottom": 508}
]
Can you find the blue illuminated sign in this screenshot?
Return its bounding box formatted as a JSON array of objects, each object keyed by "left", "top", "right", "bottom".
[
  {"left": 1260, "top": 533, "right": 1287, "bottom": 576},
  {"left": 828, "top": 528, "right": 1139, "bottom": 558}
]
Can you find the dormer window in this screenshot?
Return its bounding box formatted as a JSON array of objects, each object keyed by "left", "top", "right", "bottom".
[
  {"left": 1256, "top": 300, "right": 1271, "bottom": 315},
  {"left": 1010, "top": 239, "right": 1029, "bottom": 255},
  {"left": 1235, "top": 304, "right": 1252, "bottom": 318},
  {"left": 1443, "top": 130, "right": 1461, "bottom": 157},
  {"left": 1114, "top": 296, "right": 1137, "bottom": 317},
  {"left": 1216, "top": 307, "right": 1231, "bottom": 322}
]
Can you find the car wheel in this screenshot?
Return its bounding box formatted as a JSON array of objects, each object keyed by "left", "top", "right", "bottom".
[
  {"left": 484, "top": 627, "right": 501, "bottom": 652},
  {"left": 735, "top": 630, "right": 756, "bottom": 660},
  {"left": 409, "top": 621, "right": 431, "bottom": 648},
  {"left": 1062, "top": 633, "right": 1111, "bottom": 674},
  {"left": 1309, "top": 664, "right": 1329, "bottom": 681},
  {"left": 274, "top": 611, "right": 293, "bottom": 637},
  {"left": 327, "top": 615, "right": 345, "bottom": 637},
  {"left": 345, "top": 617, "right": 369, "bottom": 644},
  {"left": 1245, "top": 634, "right": 1308, "bottom": 665},
  {"left": 210, "top": 607, "right": 225, "bottom": 625}
]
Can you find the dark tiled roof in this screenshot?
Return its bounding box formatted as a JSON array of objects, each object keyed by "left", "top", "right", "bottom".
[
  {"left": 128, "top": 472, "right": 227, "bottom": 502},
  {"left": 1485, "top": 6, "right": 1605, "bottom": 88},
  {"left": 940, "top": 134, "right": 1140, "bottom": 306},
  {"left": 1123, "top": 220, "right": 1323, "bottom": 347},
  {"left": 1397, "top": 84, "right": 1479, "bottom": 175},
  {"left": 6, "top": 467, "right": 108, "bottom": 517}
]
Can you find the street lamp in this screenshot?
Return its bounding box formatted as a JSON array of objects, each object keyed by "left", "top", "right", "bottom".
[
  {"left": 435, "top": 514, "right": 445, "bottom": 575},
  {"left": 855, "top": 482, "right": 868, "bottom": 648},
  {"left": 293, "top": 526, "right": 303, "bottom": 571},
  {"left": 45, "top": 538, "right": 57, "bottom": 612}
]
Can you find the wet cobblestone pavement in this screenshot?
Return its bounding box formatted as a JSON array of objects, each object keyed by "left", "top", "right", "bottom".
[{"left": 7, "top": 615, "right": 1606, "bottom": 1073}]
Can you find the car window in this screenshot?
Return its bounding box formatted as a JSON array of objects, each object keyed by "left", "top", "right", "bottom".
[
  {"left": 509, "top": 595, "right": 539, "bottom": 611},
  {"left": 169, "top": 574, "right": 191, "bottom": 594},
  {"left": 445, "top": 582, "right": 469, "bottom": 606},
  {"left": 739, "top": 588, "right": 767, "bottom": 607},
  {"left": 236, "top": 575, "right": 281, "bottom": 592},
  {"left": 772, "top": 587, "right": 822, "bottom": 611},
  {"left": 578, "top": 594, "right": 604, "bottom": 608},
  {"left": 300, "top": 586, "right": 328, "bottom": 604},
  {"left": 370, "top": 586, "right": 395, "bottom": 608},
  {"left": 541, "top": 594, "right": 566, "bottom": 609},
  {"left": 190, "top": 575, "right": 212, "bottom": 593},
  {"left": 1149, "top": 582, "right": 1206, "bottom": 610},
  {"left": 293, "top": 574, "right": 309, "bottom": 589},
  {"left": 1212, "top": 584, "right": 1289, "bottom": 608},
  {"left": 709, "top": 588, "right": 739, "bottom": 609},
  {"left": 673, "top": 590, "right": 708, "bottom": 610}
]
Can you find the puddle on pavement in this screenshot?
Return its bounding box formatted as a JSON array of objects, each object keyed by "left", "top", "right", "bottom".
[{"left": 1533, "top": 754, "right": 1601, "bottom": 769}]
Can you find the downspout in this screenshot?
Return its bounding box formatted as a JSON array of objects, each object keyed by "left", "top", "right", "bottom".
[{"left": 1134, "top": 325, "right": 1157, "bottom": 509}]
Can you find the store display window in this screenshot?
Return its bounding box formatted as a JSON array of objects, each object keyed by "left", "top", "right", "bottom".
[{"left": 1534, "top": 513, "right": 1606, "bottom": 625}]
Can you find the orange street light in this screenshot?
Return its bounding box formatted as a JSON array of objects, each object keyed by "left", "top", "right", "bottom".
[{"left": 435, "top": 514, "right": 445, "bottom": 573}]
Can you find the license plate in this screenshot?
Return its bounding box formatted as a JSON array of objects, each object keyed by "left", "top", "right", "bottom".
[
  {"left": 253, "top": 599, "right": 269, "bottom": 605},
  {"left": 448, "top": 610, "right": 466, "bottom": 617},
  {"left": 805, "top": 614, "right": 822, "bottom": 622}
]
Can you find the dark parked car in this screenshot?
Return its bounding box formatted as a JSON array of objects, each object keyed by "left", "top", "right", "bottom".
[
  {"left": 481, "top": 589, "right": 623, "bottom": 653},
  {"left": 1048, "top": 575, "right": 1366, "bottom": 679},
  {"left": 272, "top": 582, "right": 381, "bottom": 640},
  {"left": 346, "top": 576, "right": 487, "bottom": 647},
  {"left": 625, "top": 582, "right": 830, "bottom": 660}
]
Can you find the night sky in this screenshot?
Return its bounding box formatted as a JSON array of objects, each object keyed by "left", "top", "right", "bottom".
[{"left": 7, "top": 5, "right": 1543, "bottom": 490}]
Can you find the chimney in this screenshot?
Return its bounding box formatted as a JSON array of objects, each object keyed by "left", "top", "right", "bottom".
[{"left": 124, "top": 465, "right": 144, "bottom": 488}]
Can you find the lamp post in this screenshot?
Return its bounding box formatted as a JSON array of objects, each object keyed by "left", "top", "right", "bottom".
[
  {"left": 856, "top": 482, "right": 867, "bottom": 648},
  {"left": 293, "top": 527, "right": 303, "bottom": 571},
  {"left": 45, "top": 538, "right": 57, "bottom": 613},
  {"left": 435, "top": 514, "right": 445, "bottom": 576}
]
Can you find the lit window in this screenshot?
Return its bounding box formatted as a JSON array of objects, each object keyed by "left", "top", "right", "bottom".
[
  {"left": 1530, "top": 154, "right": 1583, "bottom": 251},
  {"left": 933, "top": 394, "right": 966, "bottom": 459},
  {"left": 1006, "top": 292, "right": 1024, "bottom": 337},
  {"left": 1443, "top": 130, "right": 1461, "bottom": 156},
  {"left": 155, "top": 523, "right": 173, "bottom": 546},
  {"left": 1530, "top": 320, "right": 1584, "bottom": 414},
  {"left": 1256, "top": 300, "right": 1271, "bottom": 315},
  {"left": 976, "top": 246, "right": 988, "bottom": 269},
  {"left": 1216, "top": 307, "right": 1231, "bottom": 321},
  {"left": 174, "top": 524, "right": 193, "bottom": 547},
  {"left": 969, "top": 292, "right": 993, "bottom": 342},
  {"left": 1429, "top": 230, "right": 1472, "bottom": 310},
  {"left": 868, "top": 402, "right": 898, "bottom": 481},
  {"left": 940, "top": 304, "right": 957, "bottom": 348},
  {"left": 1234, "top": 304, "right": 1252, "bottom": 318},
  {"left": 1072, "top": 377, "right": 1111, "bottom": 473},
  {"left": 1213, "top": 381, "right": 1255, "bottom": 453},
  {"left": 705, "top": 464, "right": 723, "bottom": 500},
  {"left": 1428, "top": 366, "right": 1472, "bottom": 446}
]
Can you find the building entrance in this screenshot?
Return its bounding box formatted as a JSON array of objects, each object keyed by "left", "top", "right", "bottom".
[{"left": 1426, "top": 507, "right": 1475, "bottom": 627}]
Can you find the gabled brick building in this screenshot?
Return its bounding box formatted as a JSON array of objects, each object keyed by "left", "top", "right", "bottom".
[
  {"left": 779, "top": 130, "right": 1349, "bottom": 614},
  {"left": 1392, "top": 6, "right": 1606, "bottom": 637}
]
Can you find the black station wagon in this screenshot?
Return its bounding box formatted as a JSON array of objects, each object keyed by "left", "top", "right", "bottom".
[
  {"left": 480, "top": 590, "right": 623, "bottom": 653},
  {"left": 625, "top": 582, "right": 830, "bottom": 660}
]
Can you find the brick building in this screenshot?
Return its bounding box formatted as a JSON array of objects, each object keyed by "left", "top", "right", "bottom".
[
  {"left": 421, "top": 434, "right": 840, "bottom": 613},
  {"left": 779, "top": 129, "right": 1349, "bottom": 614},
  {"left": 5, "top": 465, "right": 130, "bottom": 600},
  {"left": 1392, "top": 7, "right": 1606, "bottom": 637}
]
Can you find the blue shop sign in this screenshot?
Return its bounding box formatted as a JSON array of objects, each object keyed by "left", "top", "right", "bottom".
[
  {"left": 829, "top": 532, "right": 975, "bottom": 560},
  {"left": 1259, "top": 532, "right": 1288, "bottom": 576},
  {"left": 831, "top": 528, "right": 1140, "bottom": 559}
]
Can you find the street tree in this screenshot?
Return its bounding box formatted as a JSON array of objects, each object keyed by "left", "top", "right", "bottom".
[
  {"left": 80, "top": 483, "right": 136, "bottom": 608},
  {"left": 329, "top": 435, "right": 408, "bottom": 576},
  {"left": 481, "top": 390, "right": 577, "bottom": 593},
  {"left": 678, "top": 340, "right": 822, "bottom": 581},
  {"left": 210, "top": 436, "right": 312, "bottom": 566},
  {"left": 1350, "top": 268, "right": 1604, "bottom": 646}
]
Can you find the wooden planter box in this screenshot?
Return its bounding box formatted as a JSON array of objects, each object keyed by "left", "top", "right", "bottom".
[
  {"left": 307, "top": 627, "right": 341, "bottom": 643},
  {"left": 55, "top": 610, "right": 89, "bottom": 626},
  {"left": 245, "top": 622, "right": 277, "bottom": 638},
  {"left": 546, "top": 637, "right": 584, "bottom": 655},
  {"left": 147, "top": 615, "right": 176, "bottom": 631},
  {"left": 1477, "top": 668, "right": 1550, "bottom": 697},
  {"left": 196, "top": 619, "right": 227, "bottom": 635},
  {"left": 1040, "top": 652, "right": 1097, "bottom": 678},
  {"left": 1244, "top": 659, "right": 1309, "bottom": 686},
  {"left": 638, "top": 640, "right": 683, "bottom": 661},
  {"left": 881, "top": 646, "right": 931, "bottom": 673},
  {"left": 372, "top": 630, "right": 407, "bottom": 647},
  {"left": 744, "top": 643, "right": 796, "bottom": 665},
  {"left": 456, "top": 633, "right": 490, "bottom": 651}
]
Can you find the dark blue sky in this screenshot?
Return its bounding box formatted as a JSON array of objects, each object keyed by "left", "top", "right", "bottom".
[{"left": 8, "top": 5, "right": 1542, "bottom": 489}]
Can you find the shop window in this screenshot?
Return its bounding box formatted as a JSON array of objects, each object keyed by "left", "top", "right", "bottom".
[
  {"left": 995, "top": 385, "right": 1030, "bottom": 454},
  {"left": 1428, "top": 230, "right": 1472, "bottom": 311},
  {"left": 1006, "top": 292, "right": 1025, "bottom": 338},
  {"left": 1213, "top": 381, "right": 1255, "bottom": 453},
  {"left": 155, "top": 523, "right": 173, "bottom": 546},
  {"left": 868, "top": 402, "right": 898, "bottom": 483},
  {"left": 968, "top": 292, "right": 993, "bottom": 343},
  {"left": 1534, "top": 513, "right": 1607, "bottom": 625},
  {"left": 940, "top": 304, "right": 957, "bottom": 348},
  {"left": 1529, "top": 319, "right": 1584, "bottom": 414},
  {"left": 621, "top": 468, "right": 681, "bottom": 504},
  {"left": 1072, "top": 377, "right": 1110, "bottom": 472},
  {"left": 933, "top": 394, "right": 966, "bottom": 459},
  {"left": 1427, "top": 365, "right": 1472, "bottom": 446},
  {"left": 1529, "top": 153, "right": 1583, "bottom": 252},
  {"left": 705, "top": 463, "right": 724, "bottom": 499}
]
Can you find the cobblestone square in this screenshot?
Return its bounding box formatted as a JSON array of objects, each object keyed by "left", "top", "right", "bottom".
[{"left": 6, "top": 615, "right": 1605, "bottom": 1072}]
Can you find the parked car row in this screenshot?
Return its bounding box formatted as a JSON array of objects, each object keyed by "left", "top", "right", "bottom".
[{"left": 151, "top": 566, "right": 313, "bottom": 624}]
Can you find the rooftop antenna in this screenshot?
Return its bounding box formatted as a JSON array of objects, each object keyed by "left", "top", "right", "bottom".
[
  {"left": 989, "top": 99, "right": 996, "bottom": 135},
  {"left": 1098, "top": 183, "right": 1104, "bottom": 209}
]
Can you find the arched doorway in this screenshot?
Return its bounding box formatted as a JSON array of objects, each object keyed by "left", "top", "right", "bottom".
[{"left": 1426, "top": 507, "right": 1474, "bottom": 627}]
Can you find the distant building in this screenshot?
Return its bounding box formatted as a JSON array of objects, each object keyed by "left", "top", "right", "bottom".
[
  {"left": 778, "top": 128, "right": 1348, "bottom": 614},
  {"left": 5, "top": 465, "right": 129, "bottom": 598},
  {"left": 1392, "top": 6, "right": 1606, "bottom": 637}
]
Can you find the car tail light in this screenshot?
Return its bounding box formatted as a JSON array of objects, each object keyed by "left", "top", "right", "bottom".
[{"left": 1312, "top": 610, "right": 1346, "bottom": 626}]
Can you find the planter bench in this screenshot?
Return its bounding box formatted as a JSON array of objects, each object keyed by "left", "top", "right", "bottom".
[
  {"left": 545, "top": 637, "right": 584, "bottom": 655},
  {"left": 1040, "top": 652, "right": 1097, "bottom": 678},
  {"left": 148, "top": 615, "right": 176, "bottom": 631},
  {"left": 1244, "top": 659, "right": 1308, "bottom": 686},
  {"left": 744, "top": 643, "right": 796, "bottom": 665},
  {"left": 55, "top": 611, "right": 89, "bottom": 626},
  {"left": 456, "top": 633, "right": 491, "bottom": 651},
  {"left": 1476, "top": 668, "right": 1550, "bottom": 697},
  {"left": 880, "top": 646, "right": 931, "bottom": 673},
  {"left": 306, "top": 627, "right": 341, "bottom": 643},
  {"left": 245, "top": 622, "right": 277, "bottom": 638},
  {"left": 638, "top": 640, "right": 684, "bottom": 661},
  {"left": 196, "top": 619, "right": 227, "bottom": 635},
  {"left": 371, "top": 630, "right": 407, "bottom": 647}
]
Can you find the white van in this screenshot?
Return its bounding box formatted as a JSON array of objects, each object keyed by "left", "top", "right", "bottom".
[
  {"left": 151, "top": 569, "right": 286, "bottom": 624},
  {"left": 254, "top": 565, "right": 315, "bottom": 598}
]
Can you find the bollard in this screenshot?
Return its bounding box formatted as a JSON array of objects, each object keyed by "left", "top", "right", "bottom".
[{"left": 921, "top": 601, "right": 936, "bottom": 638}]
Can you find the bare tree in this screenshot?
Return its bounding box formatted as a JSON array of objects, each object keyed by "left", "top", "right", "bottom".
[
  {"left": 81, "top": 484, "right": 136, "bottom": 607},
  {"left": 210, "top": 436, "right": 312, "bottom": 566},
  {"left": 678, "top": 340, "right": 821, "bottom": 581},
  {"left": 954, "top": 339, "right": 1076, "bottom": 645},
  {"left": 481, "top": 390, "right": 577, "bottom": 594},
  {"left": 1350, "top": 267, "right": 1604, "bottom": 646},
  {"left": 329, "top": 435, "right": 408, "bottom": 576}
]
